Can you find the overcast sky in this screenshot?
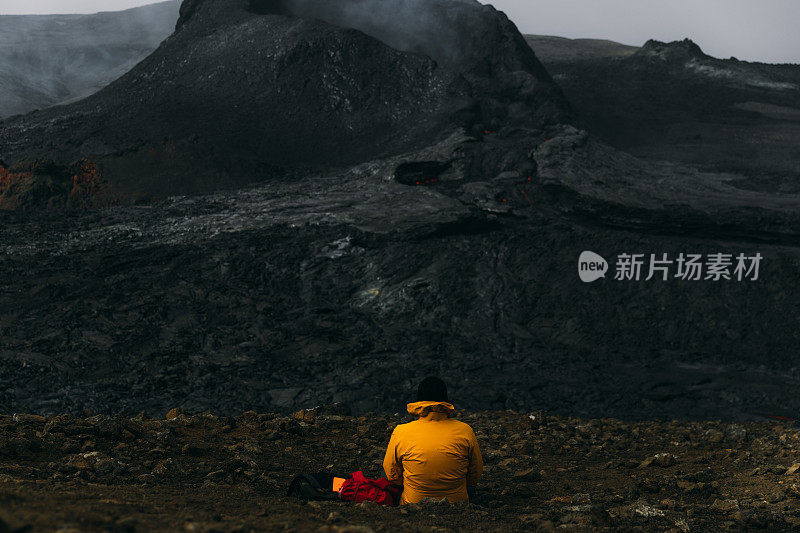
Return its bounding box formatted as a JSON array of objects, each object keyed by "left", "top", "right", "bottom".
[
  {"left": 2, "top": 0, "right": 798, "bottom": 64},
  {"left": 489, "top": 0, "right": 800, "bottom": 64},
  {"left": 0, "top": 0, "right": 160, "bottom": 15}
]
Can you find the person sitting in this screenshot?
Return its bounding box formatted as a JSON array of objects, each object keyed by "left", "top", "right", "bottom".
[{"left": 382, "top": 376, "right": 483, "bottom": 505}]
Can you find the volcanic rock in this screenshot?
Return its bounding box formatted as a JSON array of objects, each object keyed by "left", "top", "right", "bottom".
[
  {"left": 710, "top": 499, "right": 740, "bottom": 512},
  {"left": 0, "top": 0, "right": 569, "bottom": 204},
  {"left": 725, "top": 424, "right": 747, "bottom": 442},
  {"left": 512, "top": 467, "right": 541, "bottom": 481},
  {"left": 2, "top": 1, "right": 800, "bottom": 421},
  {"left": 539, "top": 35, "right": 800, "bottom": 188},
  {"left": 166, "top": 408, "right": 184, "bottom": 420},
  {"left": 636, "top": 38, "right": 708, "bottom": 61},
  {"left": 639, "top": 453, "right": 676, "bottom": 468}
]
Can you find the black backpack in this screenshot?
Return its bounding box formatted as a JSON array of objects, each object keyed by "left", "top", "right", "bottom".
[{"left": 287, "top": 473, "right": 343, "bottom": 501}]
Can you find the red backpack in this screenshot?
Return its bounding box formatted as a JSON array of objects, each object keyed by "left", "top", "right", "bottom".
[{"left": 338, "top": 471, "right": 402, "bottom": 506}]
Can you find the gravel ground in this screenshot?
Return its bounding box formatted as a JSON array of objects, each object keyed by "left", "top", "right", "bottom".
[{"left": 1, "top": 408, "right": 800, "bottom": 531}]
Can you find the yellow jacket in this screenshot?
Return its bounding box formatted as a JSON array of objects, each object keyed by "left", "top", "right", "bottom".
[{"left": 383, "top": 401, "right": 483, "bottom": 505}]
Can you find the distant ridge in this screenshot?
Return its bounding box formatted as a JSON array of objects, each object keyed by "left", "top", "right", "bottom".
[
  {"left": 0, "top": 1, "right": 180, "bottom": 118},
  {"left": 635, "top": 38, "right": 708, "bottom": 60},
  {"left": 524, "top": 34, "right": 639, "bottom": 63}
]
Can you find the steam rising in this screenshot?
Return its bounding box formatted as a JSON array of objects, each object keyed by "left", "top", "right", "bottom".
[
  {"left": 269, "top": 0, "right": 486, "bottom": 68},
  {"left": 0, "top": 0, "right": 180, "bottom": 117}
]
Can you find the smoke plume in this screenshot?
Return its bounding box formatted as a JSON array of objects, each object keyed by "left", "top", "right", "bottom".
[
  {"left": 0, "top": 0, "right": 180, "bottom": 117},
  {"left": 262, "top": 0, "right": 487, "bottom": 68}
]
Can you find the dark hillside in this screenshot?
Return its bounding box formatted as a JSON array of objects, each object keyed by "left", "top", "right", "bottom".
[
  {"left": 525, "top": 34, "right": 639, "bottom": 63},
  {"left": 2, "top": 2, "right": 800, "bottom": 422},
  {"left": 541, "top": 39, "right": 800, "bottom": 190},
  {"left": 0, "top": 0, "right": 569, "bottom": 203},
  {"left": 0, "top": 1, "right": 180, "bottom": 118}
]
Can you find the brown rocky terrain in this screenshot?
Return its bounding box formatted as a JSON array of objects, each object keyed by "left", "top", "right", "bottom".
[{"left": 1, "top": 408, "right": 800, "bottom": 531}]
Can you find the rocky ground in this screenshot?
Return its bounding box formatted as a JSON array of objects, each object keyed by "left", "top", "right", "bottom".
[
  {"left": 1, "top": 408, "right": 800, "bottom": 531},
  {"left": 4, "top": 126, "right": 800, "bottom": 420},
  {"left": 4, "top": 0, "right": 800, "bottom": 421}
]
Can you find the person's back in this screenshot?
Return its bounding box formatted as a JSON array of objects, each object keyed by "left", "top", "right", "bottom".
[{"left": 383, "top": 378, "right": 483, "bottom": 505}]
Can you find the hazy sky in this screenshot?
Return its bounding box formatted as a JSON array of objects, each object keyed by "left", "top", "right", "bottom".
[
  {"left": 0, "top": 0, "right": 162, "bottom": 15},
  {"left": 489, "top": 0, "right": 800, "bottom": 64},
  {"left": 2, "top": 0, "right": 798, "bottom": 64}
]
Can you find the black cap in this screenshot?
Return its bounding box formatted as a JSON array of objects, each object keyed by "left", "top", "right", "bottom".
[{"left": 416, "top": 376, "right": 448, "bottom": 402}]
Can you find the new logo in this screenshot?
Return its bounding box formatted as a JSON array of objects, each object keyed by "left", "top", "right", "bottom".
[{"left": 579, "top": 251, "right": 608, "bottom": 283}]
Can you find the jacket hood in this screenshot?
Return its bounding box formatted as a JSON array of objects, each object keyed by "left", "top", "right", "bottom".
[{"left": 407, "top": 401, "right": 456, "bottom": 417}]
